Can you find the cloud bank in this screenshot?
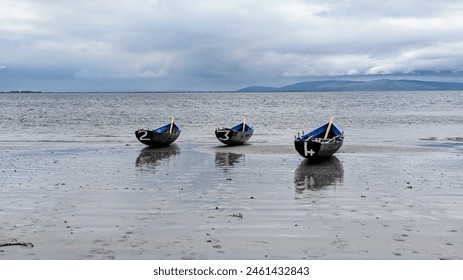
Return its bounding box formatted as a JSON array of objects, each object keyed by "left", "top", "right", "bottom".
[{"left": 2, "top": 0, "right": 463, "bottom": 91}]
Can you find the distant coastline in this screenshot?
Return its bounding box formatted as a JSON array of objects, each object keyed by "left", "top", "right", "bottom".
[
  {"left": 3, "top": 79, "right": 463, "bottom": 93},
  {"left": 237, "top": 79, "right": 463, "bottom": 92},
  {"left": 1, "top": 90, "right": 43, "bottom": 93}
]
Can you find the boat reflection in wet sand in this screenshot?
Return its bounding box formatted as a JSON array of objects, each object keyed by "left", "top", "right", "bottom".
[
  {"left": 135, "top": 145, "right": 179, "bottom": 169},
  {"left": 215, "top": 152, "right": 244, "bottom": 171},
  {"left": 294, "top": 156, "right": 344, "bottom": 192}
]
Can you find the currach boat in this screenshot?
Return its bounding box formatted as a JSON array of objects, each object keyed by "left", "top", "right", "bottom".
[
  {"left": 135, "top": 118, "right": 181, "bottom": 147},
  {"left": 215, "top": 119, "right": 254, "bottom": 145},
  {"left": 294, "top": 116, "right": 344, "bottom": 160}
]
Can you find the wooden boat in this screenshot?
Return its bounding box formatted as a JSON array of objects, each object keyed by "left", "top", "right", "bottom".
[
  {"left": 135, "top": 118, "right": 181, "bottom": 147},
  {"left": 294, "top": 116, "right": 344, "bottom": 160},
  {"left": 215, "top": 119, "right": 254, "bottom": 145}
]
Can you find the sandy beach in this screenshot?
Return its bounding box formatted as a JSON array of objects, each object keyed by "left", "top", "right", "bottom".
[{"left": 1, "top": 139, "right": 462, "bottom": 260}]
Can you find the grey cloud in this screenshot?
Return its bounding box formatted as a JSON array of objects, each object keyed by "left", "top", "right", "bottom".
[{"left": 2, "top": 0, "right": 463, "bottom": 91}]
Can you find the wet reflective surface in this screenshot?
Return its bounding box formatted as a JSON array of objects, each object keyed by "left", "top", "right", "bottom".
[
  {"left": 294, "top": 157, "right": 344, "bottom": 191},
  {"left": 135, "top": 145, "right": 180, "bottom": 171},
  {"left": 1, "top": 92, "right": 462, "bottom": 259},
  {"left": 215, "top": 152, "right": 244, "bottom": 169}
]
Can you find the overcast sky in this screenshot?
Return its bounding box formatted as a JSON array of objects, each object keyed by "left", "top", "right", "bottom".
[{"left": 2, "top": 0, "right": 463, "bottom": 91}]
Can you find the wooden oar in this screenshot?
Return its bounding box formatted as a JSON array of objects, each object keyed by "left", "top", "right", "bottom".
[
  {"left": 169, "top": 117, "right": 175, "bottom": 133},
  {"left": 242, "top": 118, "right": 246, "bottom": 132},
  {"left": 324, "top": 116, "right": 334, "bottom": 140}
]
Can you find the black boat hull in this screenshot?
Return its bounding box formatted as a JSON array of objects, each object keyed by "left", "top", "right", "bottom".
[
  {"left": 215, "top": 128, "right": 253, "bottom": 145},
  {"left": 135, "top": 129, "right": 180, "bottom": 147},
  {"left": 294, "top": 139, "right": 343, "bottom": 160}
]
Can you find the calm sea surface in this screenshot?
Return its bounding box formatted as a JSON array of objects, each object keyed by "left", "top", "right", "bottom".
[{"left": 1, "top": 91, "right": 462, "bottom": 146}]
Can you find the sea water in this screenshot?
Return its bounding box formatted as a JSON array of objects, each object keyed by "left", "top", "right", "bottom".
[{"left": 1, "top": 91, "right": 462, "bottom": 147}]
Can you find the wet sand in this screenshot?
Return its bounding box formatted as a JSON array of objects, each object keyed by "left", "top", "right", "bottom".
[{"left": 1, "top": 140, "right": 462, "bottom": 260}]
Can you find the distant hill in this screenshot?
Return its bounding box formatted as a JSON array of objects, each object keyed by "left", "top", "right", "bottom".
[{"left": 237, "top": 79, "right": 463, "bottom": 92}]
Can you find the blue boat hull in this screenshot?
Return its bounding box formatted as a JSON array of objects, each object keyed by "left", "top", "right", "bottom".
[
  {"left": 215, "top": 122, "right": 254, "bottom": 145},
  {"left": 294, "top": 139, "right": 343, "bottom": 159},
  {"left": 294, "top": 122, "right": 344, "bottom": 160},
  {"left": 135, "top": 123, "right": 181, "bottom": 147}
]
